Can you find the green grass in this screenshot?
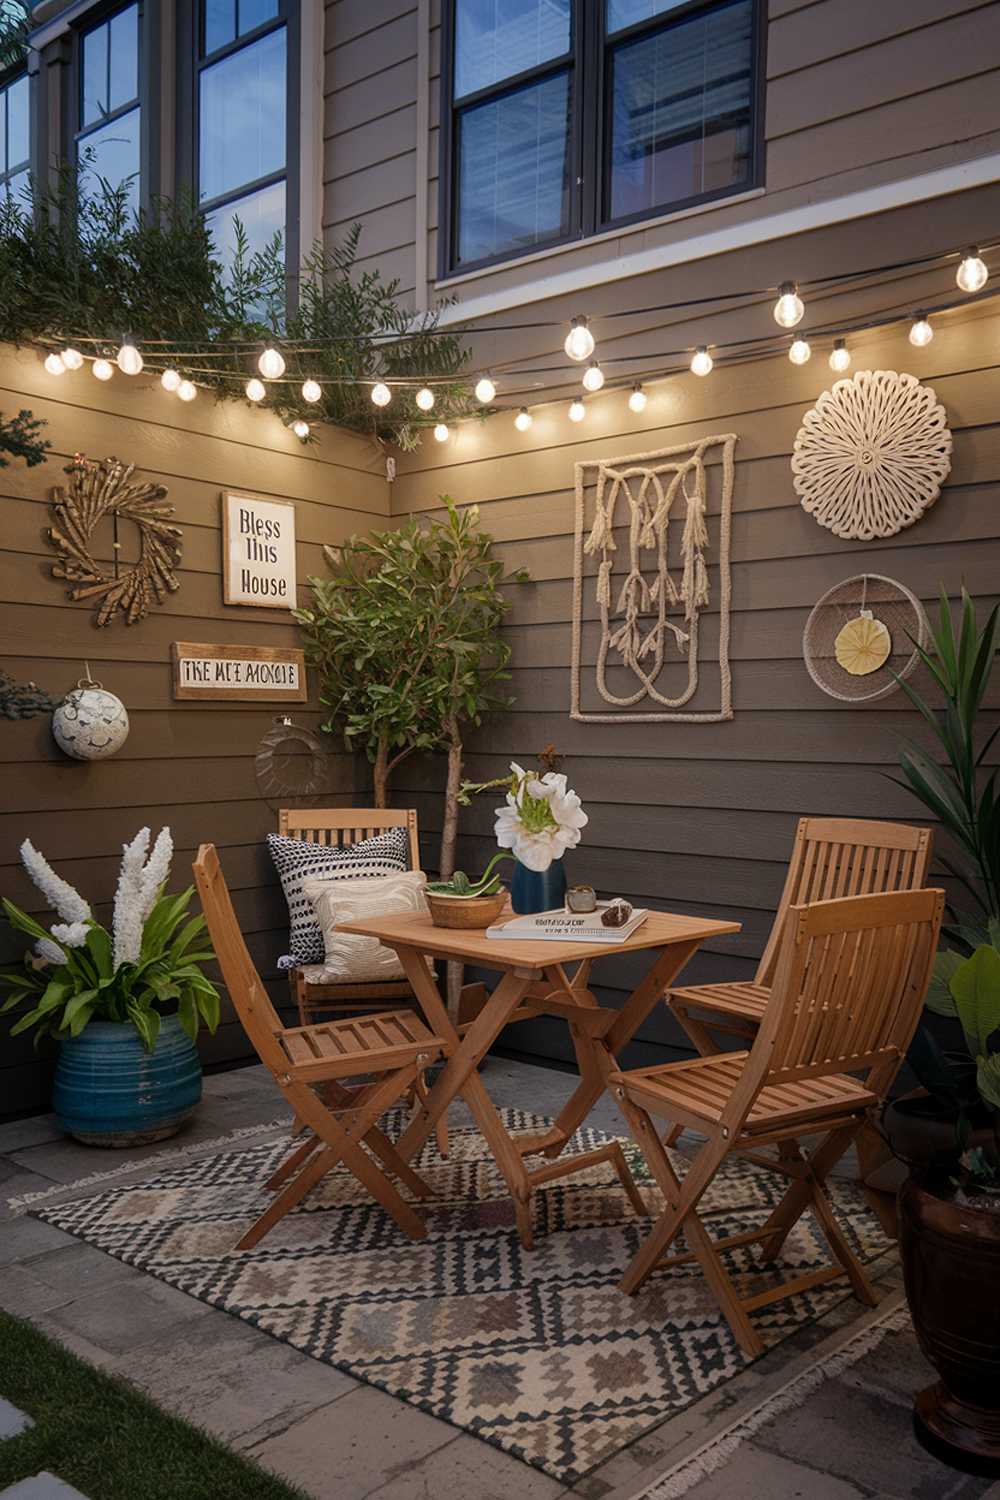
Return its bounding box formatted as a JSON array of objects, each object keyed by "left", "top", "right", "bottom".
[{"left": 0, "top": 1311, "right": 309, "bottom": 1500}]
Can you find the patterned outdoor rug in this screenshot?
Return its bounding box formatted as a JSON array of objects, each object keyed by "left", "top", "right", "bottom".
[{"left": 33, "top": 1110, "right": 892, "bottom": 1484}]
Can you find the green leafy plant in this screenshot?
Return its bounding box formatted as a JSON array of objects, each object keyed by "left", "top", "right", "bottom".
[
  {"left": 927, "top": 936, "right": 1000, "bottom": 1191},
  {"left": 295, "top": 499, "right": 527, "bottom": 882},
  {"left": 0, "top": 407, "right": 50, "bottom": 468},
  {"left": 1, "top": 829, "right": 220, "bottom": 1051},
  {"left": 0, "top": 1, "right": 28, "bottom": 71}
]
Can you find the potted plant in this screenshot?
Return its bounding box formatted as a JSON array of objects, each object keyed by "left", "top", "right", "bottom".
[{"left": 1, "top": 827, "right": 220, "bottom": 1145}]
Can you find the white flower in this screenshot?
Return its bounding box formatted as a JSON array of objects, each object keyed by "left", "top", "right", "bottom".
[
  {"left": 138, "top": 827, "right": 173, "bottom": 922},
  {"left": 493, "top": 764, "right": 588, "bottom": 872},
  {"left": 20, "top": 840, "right": 91, "bottom": 924},
  {"left": 50, "top": 922, "right": 90, "bottom": 949},
  {"left": 34, "top": 937, "right": 66, "bottom": 965},
  {"left": 113, "top": 827, "right": 150, "bottom": 968}
]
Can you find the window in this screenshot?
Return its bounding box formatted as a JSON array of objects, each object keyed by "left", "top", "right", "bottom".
[
  {"left": 441, "top": 0, "right": 763, "bottom": 275},
  {"left": 76, "top": 3, "right": 141, "bottom": 213},
  {"left": 0, "top": 71, "right": 29, "bottom": 202},
  {"left": 198, "top": 0, "right": 288, "bottom": 274}
]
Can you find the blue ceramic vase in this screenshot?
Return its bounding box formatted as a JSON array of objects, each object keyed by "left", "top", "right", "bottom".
[
  {"left": 510, "top": 857, "right": 568, "bottom": 915},
  {"left": 52, "top": 1016, "right": 202, "bottom": 1147}
]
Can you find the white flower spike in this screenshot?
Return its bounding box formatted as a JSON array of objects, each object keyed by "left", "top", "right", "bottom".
[{"left": 20, "top": 839, "right": 91, "bottom": 923}]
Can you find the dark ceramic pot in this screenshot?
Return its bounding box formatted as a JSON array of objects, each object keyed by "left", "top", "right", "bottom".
[
  {"left": 898, "top": 1174, "right": 1000, "bottom": 1475},
  {"left": 53, "top": 1017, "right": 202, "bottom": 1147},
  {"left": 511, "top": 858, "right": 567, "bottom": 915}
]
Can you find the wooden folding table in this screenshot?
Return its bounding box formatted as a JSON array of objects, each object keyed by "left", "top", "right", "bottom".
[{"left": 338, "top": 908, "right": 741, "bottom": 1248}]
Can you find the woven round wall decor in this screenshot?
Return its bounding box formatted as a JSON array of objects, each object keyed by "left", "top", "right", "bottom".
[
  {"left": 792, "top": 370, "right": 952, "bottom": 540},
  {"left": 255, "top": 716, "right": 327, "bottom": 808},
  {"left": 803, "top": 574, "right": 928, "bottom": 703}
]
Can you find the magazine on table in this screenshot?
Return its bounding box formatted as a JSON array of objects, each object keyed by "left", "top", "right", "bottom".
[{"left": 485, "top": 903, "right": 648, "bottom": 943}]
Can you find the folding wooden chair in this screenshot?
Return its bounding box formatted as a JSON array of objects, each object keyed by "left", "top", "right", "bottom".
[
  {"left": 610, "top": 887, "right": 943, "bottom": 1356},
  {"left": 193, "top": 843, "right": 446, "bottom": 1250}
]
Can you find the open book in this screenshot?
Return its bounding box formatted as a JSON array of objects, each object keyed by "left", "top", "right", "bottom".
[{"left": 485, "top": 904, "right": 649, "bottom": 943}]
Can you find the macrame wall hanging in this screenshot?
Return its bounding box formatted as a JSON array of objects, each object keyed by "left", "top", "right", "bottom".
[
  {"left": 803, "top": 573, "right": 928, "bottom": 704},
  {"left": 792, "top": 369, "right": 951, "bottom": 541},
  {"left": 571, "top": 435, "right": 737, "bottom": 723}
]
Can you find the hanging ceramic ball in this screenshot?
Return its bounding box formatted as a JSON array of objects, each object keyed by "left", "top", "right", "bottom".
[{"left": 52, "top": 674, "right": 130, "bottom": 760}]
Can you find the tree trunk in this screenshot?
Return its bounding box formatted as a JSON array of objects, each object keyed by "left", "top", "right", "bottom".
[
  {"left": 440, "top": 718, "right": 464, "bottom": 1021},
  {"left": 372, "top": 739, "right": 389, "bottom": 809}
]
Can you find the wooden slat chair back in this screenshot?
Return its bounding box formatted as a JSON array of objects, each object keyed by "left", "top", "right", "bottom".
[
  {"left": 193, "top": 843, "right": 445, "bottom": 1249},
  {"left": 611, "top": 887, "right": 943, "bottom": 1356}
]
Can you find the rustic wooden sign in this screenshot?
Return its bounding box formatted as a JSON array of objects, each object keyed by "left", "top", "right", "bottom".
[
  {"left": 171, "top": 642, "right": 307, "bottom": 701},
  {"left": 221, "top": 491, "right": 297, "bottom": 608}
]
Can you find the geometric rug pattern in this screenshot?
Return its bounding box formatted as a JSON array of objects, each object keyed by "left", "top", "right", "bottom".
[{"left": 34, "top": 1109, "right": 892, "bottom": 1484}]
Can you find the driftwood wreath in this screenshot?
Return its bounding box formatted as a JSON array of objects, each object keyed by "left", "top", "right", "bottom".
[{"left": 47, "top": 455, "right": 182, "bottom": 626}]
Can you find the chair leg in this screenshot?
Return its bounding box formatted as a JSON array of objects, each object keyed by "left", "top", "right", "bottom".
[
  {"left": 266, "top": 1133, "right": 321, "bottom": 1191},
  {"left": 756, "top": 1123, "right": 859, "bottom": 1263},
  {"left": 609, "top": 1142, "right": 649, "bottom": 1218},
  {"left": 414, "top": 1070, "right": 448, "bottom": 1158}
]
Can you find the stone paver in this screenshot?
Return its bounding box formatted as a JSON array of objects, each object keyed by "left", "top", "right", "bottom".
[
  {"left": 364, "top": 1428, "right": 566, "bottom": 1500},
  {"left": 44, "top": 1275, "right": 213, "bottom": 1357},
  {"left": 0, "top": 1475, "right": 89, "bottom": 1499},
  {"left": 0, "top": 1218, "right": 76, "bottom": 1269},
  {"left": 0, "top": 1398, "right": 33, "bottom": 1440},
  {"left": 0, "top": 1265, "right": 75, "bottom": 1321},
  {"left": 682, "top": 1445, "right": 872, "bottom": 1499},
  {"left": 26, "top": 1244, "right": 138, "bottom": 1298}
]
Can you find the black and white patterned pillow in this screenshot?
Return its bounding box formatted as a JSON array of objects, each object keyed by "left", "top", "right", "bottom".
[{"left": 267, "top": 826, "right": 410, "bottom": 966}]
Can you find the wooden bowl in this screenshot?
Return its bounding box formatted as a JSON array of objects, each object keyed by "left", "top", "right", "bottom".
[{"left": 425, "top": 889, "right": 508, "bottom": 929}]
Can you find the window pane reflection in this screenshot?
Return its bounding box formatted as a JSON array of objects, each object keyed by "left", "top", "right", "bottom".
[
  {"left": 5, "top": 76, "right": 29, "bottom": 171},
  {"left": 199, "top": 27, "right": 286, "bottom": 203},
  {"left": 607, "top": 0, "right": 691, "bottom": 35},
  {"left": 455, "top": 0, "right": 571, "bottom": 98},
  {"left": 81, "top": 3, "right": 139, "bottom": 126},
  {"left": 78, "top": 107, "right": 140, "bottom": 214},
  {"left": 205, "top": 178, "right": 285, "bottom": 269}
]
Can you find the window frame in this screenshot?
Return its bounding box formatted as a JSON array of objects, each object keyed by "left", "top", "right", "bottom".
[
  {"left": 70, "top": 0, "right": 144, "bottom": 213},
  {"left": 0, "top": 63, "right": 31, "bottom": 200},
  {"left": 438, "top": 0, "right": 766, "bottom": 280}
]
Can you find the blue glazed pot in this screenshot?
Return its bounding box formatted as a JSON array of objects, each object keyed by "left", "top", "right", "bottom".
[
  {"left": 510, "top": 858, "right": 568, "bottom": 915},
  {"left": 53, "top": 1016, "right": 202, "bottom": 1147}
]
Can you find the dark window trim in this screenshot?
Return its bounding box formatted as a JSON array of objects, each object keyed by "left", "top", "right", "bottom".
[
  {"left": 438, "top": 0, "right": 766, "bottom": 281},
  {"left": 69, "top": 0, "right": 145, "bottom": 210},
  {"left": 0, "top": 66, "right": 30, "bottom": 187}
]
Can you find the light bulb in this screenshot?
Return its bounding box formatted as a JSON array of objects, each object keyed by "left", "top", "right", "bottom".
[
  {"left": 564, "top": 316, "right": 595, "bottom": 362},
  {"left": 690, "top": 346, "right": 713, "bottom": 377},
  {"left": 301, "top": 378, "right": 322, "bottom": 403},
  {"left": 628, "top": 383, "right": 647, "bottom": 413},
  {"left": 245, "top": 377, "right": 266, "bottom": 402},
  {"left": 909, "top": 313, "right": 933, "bottom": 348},
  {"left": 116, "top": 340, "right": 143, "bottom": 376},
  {"left": 514, "top": 407, "right": 533, "bottom": 432},
  {"left": 371, "top": 381, "right": 391, "bottom": 407},
  {"left": 582, "top": 361, "right": 604, "bottom": 392},
  {"left": 258, "top": 345, "right": 285, "bottom": 379},
  {"left": 773, "top": 281, "right": 804, "bottom": 328},
  {"left": 61, "top": 347, "right": 84, "bottom": 370},
  {"left": 788, "top": 336, "right": 811, "bottom": 365},
  {"left": 433, "top": 422, "right": 449, "bottom": 442},
  {"left": 44, "top": 352, "right": 66, "bottom": 376},
  {"left": 474, "top": 375, "right": 496, "bottom": 404},
  {"left": 161, "top": 368, "right": 181, "bottom": 392},
  {"left": 291, "top": 419, "right": 309, "bottom": 439},
  {"left": 956, "top": 247, "right": 988, "bottom": 293},
  {"left": 92, "top": 358, "right": 114, "bottom": 381},
  {"left": 415, "top": 386, "right": 435, "bottom": 411},
  {"left": 829, "top": 339, "right": 851, "bottom": 373},
  {"left": 568, "top": 399, "right": 586, "bottom": 422},
  {"left": 177, "top": 379, "right": 197, "bottom": 402}
]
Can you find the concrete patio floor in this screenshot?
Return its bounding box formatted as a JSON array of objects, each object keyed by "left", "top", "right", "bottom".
[{"left": 1, "top": 1057, "right": 996, "bottom": 1500}]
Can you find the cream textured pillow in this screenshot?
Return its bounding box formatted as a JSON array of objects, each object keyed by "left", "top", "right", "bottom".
[{"left": 302, "top": 871, "right": 428, "bottom": 983}]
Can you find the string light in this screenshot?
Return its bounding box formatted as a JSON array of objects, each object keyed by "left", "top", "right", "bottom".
[
  {"left": 514, "top": 407, "right": 533, "bottom": 432},
  {"left": 773, "top": 281, "right": 804, "bottom": 328},
  {"left": 415, "top": 386, "right": 435, "bottom": 411},
  {"left": 61, "top": 347, "right": 83, "bottom": 370},
  {"left": 301, "top": 378, "right": 322, "bottom": 403},
  {"left": 92, "top": 358, "right": 114, "bottom": 381},
  {"left": 909, "top": 312, "right": 934, "bottom": 347},
  {"left": 116, "top": 339, "right": 143, "bottom": 376},
  {"left": 245, "top": 377, "right": 265, "bottom": 401},
  {"left": 43, "top": 352, "right": 66, "bottom": 376},
  {"left": 564, "top": 316, "right": 595, "bottom": 362},
  {"left": 177, "top": 379, "right": 197, "bottom": 402},
  {"left": 788, "top": 336, "right": 811, "bottom": 365},
  {"left": 161, "top": 368, "right": 181, "bottom": 391},
  {"left": 291, "top": 418, "right": 309, "bottom": 439},
  {"left": 568, "top": 399, "right": 586, "bottom": 422},
  {"left": 582, "top": 361, "right": 604, "bottom": 392},
  {"left": 371, "top": 381, "right": 391, "bottom": 407},
  {"left": 433, "top": 422, "right": 449, "bottom": 442},
  {"left": 474, "top": 375, "right": 496, "bottom": 403},
  {"left": 829, "top": 339, "right": 851, "bottom": 373},
  {"left": 628, "top": 383, "right": 647, "bottom": 413},
  {"left": 258, "top": 345, "right": 285, "bottom": 379},
  {"left": 956, "top": 247, "right": 988, "bottom": 293},
  {"left": 690, "top": 346, "right": 713, "bottom": 377}
]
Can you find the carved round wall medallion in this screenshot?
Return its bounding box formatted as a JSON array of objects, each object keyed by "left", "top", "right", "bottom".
[
  {"left": 52, "top": 678, "right": 130, "bottom": 760},
  {"left": 47, "top": 455, "right": 182, "bottom": 626},
  {"left": 791, "top": 370, "right": 952, "bottom": 540}
]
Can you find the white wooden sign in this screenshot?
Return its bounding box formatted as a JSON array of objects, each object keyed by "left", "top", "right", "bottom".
[
  {"left": 171, "top": 642, "right": 307, "bottom": 701},
  {"left": 221, "top": 491, "right": 297, "bottom": 608}
]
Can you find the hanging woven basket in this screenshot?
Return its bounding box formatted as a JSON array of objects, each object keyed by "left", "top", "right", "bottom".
[
  {"left": 802, "top": 574, "right": 928, "bottom": 703},
  {"left": 254, "top": 716, "right": 328, "bottom": 808}
]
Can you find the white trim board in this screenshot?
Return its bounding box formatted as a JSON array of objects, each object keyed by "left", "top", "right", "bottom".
[{"left": 435, "top": 153, "right": 1000, "bottom": 327}]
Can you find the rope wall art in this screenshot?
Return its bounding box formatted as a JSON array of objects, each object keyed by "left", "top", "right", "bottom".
[
  {"left": 571, "top": 435, "right": 737, "bottom": 723},
  {"left": 791, "top": 370, "right": 952, "bottom": 541}
]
